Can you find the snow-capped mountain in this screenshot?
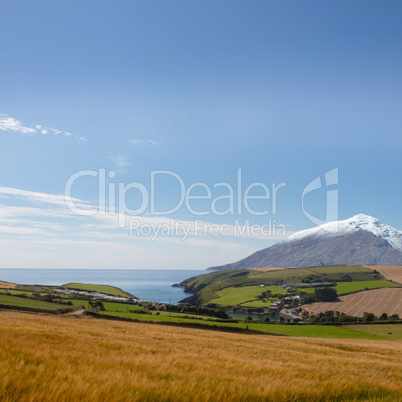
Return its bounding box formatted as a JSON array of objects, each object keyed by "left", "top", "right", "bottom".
[
  {"left": 207, "top": 214, "right": 402, "bottom": 270},
  {"left": 286, "top": 214, "right": 402, "bottom": 252}
]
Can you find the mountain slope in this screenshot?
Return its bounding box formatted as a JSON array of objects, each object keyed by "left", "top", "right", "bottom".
[{"left": 208, "top": 214, "right": 402, "bottom": 270}]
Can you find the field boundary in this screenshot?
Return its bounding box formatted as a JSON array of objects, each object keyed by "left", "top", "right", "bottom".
[{"left": 85, "top": 311, "right": 287, "bottom": 336}]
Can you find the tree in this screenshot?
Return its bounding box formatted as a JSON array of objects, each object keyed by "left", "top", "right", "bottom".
[
  {"left": 363, "top": 312, "right": 376, "bottom": 322},
  {"left": 379, "top": 313, "right": 388, "bottom": 320},
  {"left": 314, "top": 287, "right": 338, "bottom": 302}
]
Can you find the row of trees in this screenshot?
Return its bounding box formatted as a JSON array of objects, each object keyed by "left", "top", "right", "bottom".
[{"left": 308, "top": 310, "right": 400, "bottom": 324}]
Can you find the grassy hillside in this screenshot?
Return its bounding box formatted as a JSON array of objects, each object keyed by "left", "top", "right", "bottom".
[
  {"left": 182, "top": 265, "right": 397, "bottom": 307},
  {"left": 1, "top": 312, "right": 401, "bottom": 401},
  {"left": 63, "top": 283, "right": 134, "bottom": 298},
  {"left": 0, "top": 294, "right": 68, "bottom": 311}
]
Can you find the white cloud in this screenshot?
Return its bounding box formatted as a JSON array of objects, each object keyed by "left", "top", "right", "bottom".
[
  {"left": 107, "top": 154, "right": 131, "bottom": 168},
  {"left": 0, "top": 115, "right": 37, "bottom": 135},
  {"left": 128, "top": 138, "right": 159, "bottom": 146},
  {"left": 128, "top": 139, "right": 145, "bottom": 144},
  {"left": 0, "top": 113, "right": 87, "bottom": 142}
]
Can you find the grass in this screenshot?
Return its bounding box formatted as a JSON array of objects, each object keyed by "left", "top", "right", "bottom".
[
  {"left": 1, "top": 311, "right": 401, "bottom": 401},
  {"left": 210, "top": 285, "right": 288, "bottom": 306},
  {"left": 65, "top": 299, "right": 221, "bottom": 321},
  {"left": 64, "top": 283, "right": 134, "bottom": 297},
  {"left": 333, "top": 280, "right": 398, "bottom": 294},
  {"left": 300, "top": 280, "right": 398, "bottom": 295},
  {"left": 307, "top": 265, "right": 374, "bottom": 274},
  {"left": 99, "top": 310, "right": 222, "bottom": 324},
  {"left": 343, "top": 324, "right": 402, "bottom": 341},
  {"left": 240, "top": 300, "right": 272, "bottom": 307},
  {"left": 0, "top": 294, "right": 66, "bottom": 311}
]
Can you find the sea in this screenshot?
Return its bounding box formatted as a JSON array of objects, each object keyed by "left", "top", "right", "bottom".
[{"left": 0, "top": 269, "right": 205, "bottom": 305}]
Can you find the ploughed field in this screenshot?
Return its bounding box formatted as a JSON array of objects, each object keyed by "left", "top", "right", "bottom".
[
  {"left": 1, "top": 312, "right": 401, "bottom": 401},
  {"left": 365, "top": 265, "right": 402, "bottom": 284},
  {"left": 302, "top": 287, "right": 402, "bottom": 317}
]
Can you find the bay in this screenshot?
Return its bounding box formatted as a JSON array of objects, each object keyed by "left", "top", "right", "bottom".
[{"left": 0, "top": 269, "right": 205, "bottom": 305}]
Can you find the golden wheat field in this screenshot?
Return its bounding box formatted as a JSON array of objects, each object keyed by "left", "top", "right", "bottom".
[{"left": 0, "top": 311, "right": 401, "bottom": 401}]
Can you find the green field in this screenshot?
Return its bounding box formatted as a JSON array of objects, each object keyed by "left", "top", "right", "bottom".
[
  {"left": 210, "top": 285, "right": 288, "bottom": 306},
  {"left": 0, "top": 294, "right": 67, "bottom": 311},
  {"left": 65, "top": 299, "right": 220, "bottom": 320},
  {"left": 98, "top": 310, "right": 384, "bottom": 339},
  {"left": 64, "top": 283, "right": 134, "bottom": 297},
  {"left": 300, "top": 280, "right": 398, "bottom": 295},
  {"left": 344, "top": 324, "right": 402, "bottom": 341},
  {"left": 334, "top": 280, "right": 398, "bottom": 294}
]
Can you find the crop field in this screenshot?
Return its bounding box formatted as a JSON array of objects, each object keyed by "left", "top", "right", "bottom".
[
  {"left": 0, "top": 312, "right": 401, "bottom": 401},
  {"left": 303, "top": 287, "right": 402, "bottom": 317},
  {"left": 64, "top": 283, "right": 134, "bottom": 297},
  {"left": 0, "top": 281, "right": 16, "bottom": 289},
  {"left": 365, "top": 265, "right": 402, "bottom": 284},
  {"left": 0, "top": 294, "right": 67, "bottom": 311}
]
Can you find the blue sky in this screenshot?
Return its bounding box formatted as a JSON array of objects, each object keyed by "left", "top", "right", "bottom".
[{"left": 0, "top": 1, "right": 401, "bottom": 269}]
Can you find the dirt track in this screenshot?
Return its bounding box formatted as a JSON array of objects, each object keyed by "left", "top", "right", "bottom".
[
  {"left": 302, "top": 287, "right": 402, "bottom": 317},
  {"left": 365, "top": 265, "right": 402, "bottom": 284}
]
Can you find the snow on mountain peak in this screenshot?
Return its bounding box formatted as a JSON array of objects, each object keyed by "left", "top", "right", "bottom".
[{"left": 286, "top": 214, "right": 402, "bottom": 252}]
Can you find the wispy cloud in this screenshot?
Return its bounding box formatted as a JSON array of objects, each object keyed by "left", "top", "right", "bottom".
[
  {"left": 128, "top": 138, "right": 159, "bottom": 146},
  {"left": 0, "top": 186, "right": 85, "bottom": 207},
  {"left": 0, "top": 113, "right": 88, "bottom": 142},
  {"left": 0, "top": 185, "right": 290, "bottom": 268},
  {"left": 107, "top": 154, "right": 131, "bottom": 168}
]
